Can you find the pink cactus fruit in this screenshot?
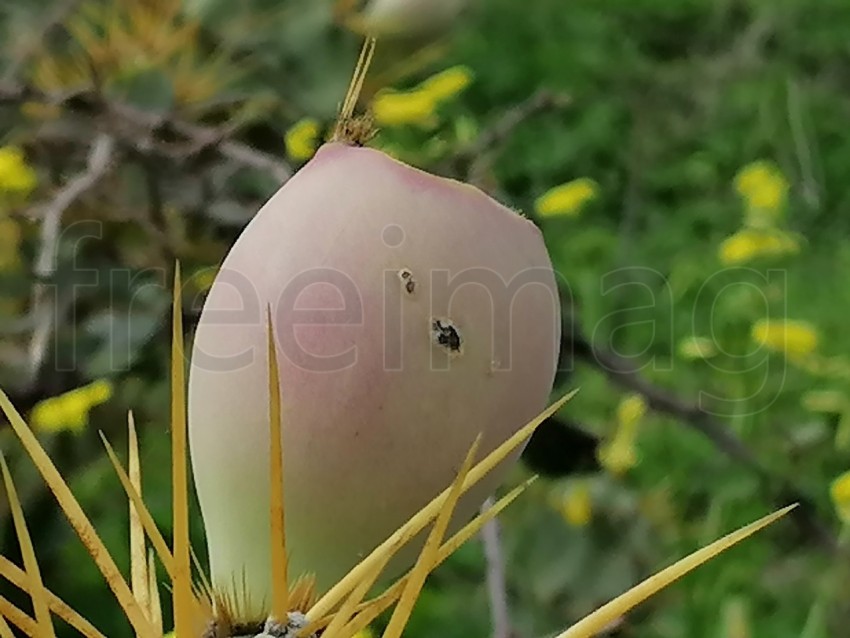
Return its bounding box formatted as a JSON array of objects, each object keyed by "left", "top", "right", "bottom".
[{"left": 187, "top": 141, "right": 561, "bottom": 616}]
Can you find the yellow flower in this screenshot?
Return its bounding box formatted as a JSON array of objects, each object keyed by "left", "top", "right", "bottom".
[
  {"left": 801, "top": 390, "right": 847, "bottom": 414},
  {"left": 597, "top": 437, "right": 638, "bottom": 476},
  {"left": 556, "top": 481, "right": 592, "bottom": 527},
  {"left": 598, "top": 394, "right": 646, "bottom": 476},
  {"left": 371, "top": 89, "right": 438, "bottom": 128},
  {"left": 830, "top": 470, "right": 850, "bottom": 524},
  {"left": 419, "top": 65, "right": 474, "bottom": 102},
  {"left": 733, "top": 160, "right": 788, "bottom": 222},
  {"left": 369, "top": 66, "right": 471, "bottom": 130},
  {"left": 534, "top": 178, "right": 598, "bottom": 218},
  {"left": 677, "top": 336, "right": 718, "bottom": 360},
  {"left": 0, "top": 146, "right": 37, "bottom": 196},
  {"left": 616, "top": 393, "right": 647, "bottom": 431},
  {"left": 284, "top": 118, "right": 322, "bottom": 161},
  {"left": 29, "top": 398, "right": 66, "bottom": 433},
  {"left": 717, "top": 228, "right": 799, "bottom": 266},
  {"left": 0, "top": 217, "right": 22, "bottom": 270},
  {"left": 30, "top": 379, "right": 114, "bottom": 434},
  {"left": 84, "top": 379, "right": 113, "bottom": 403},
  {"left": 751, "top": 319, "right": 818, "bottom": 359},
  {"left": 606, "top": 395, "right": 645, "bottom": 469}
]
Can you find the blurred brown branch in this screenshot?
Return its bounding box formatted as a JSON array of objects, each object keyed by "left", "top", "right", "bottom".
[
  {"left": 0, "top": 83, "right": 293, "bottom": 183},
  {"left": 27, "top": 133, "right": 116, "bottom": 384},
  {"left": 441, "top": 88, "right": 571, "bottom": 191},
  {"left": 463, "top": 89, "right": 571, "bottom": 161}
]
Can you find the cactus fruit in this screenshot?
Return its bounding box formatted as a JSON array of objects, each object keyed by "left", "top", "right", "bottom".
[
  {"left": 187, "top": 141, "right": 561, "bottom": 616},
  {"left": 340, "top": 0, "right": 470, "bottom": 38}
]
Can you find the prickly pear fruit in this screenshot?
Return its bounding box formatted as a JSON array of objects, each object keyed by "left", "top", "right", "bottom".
[{"left": 187, "top": 141, "right": 560, "bottom": 616}]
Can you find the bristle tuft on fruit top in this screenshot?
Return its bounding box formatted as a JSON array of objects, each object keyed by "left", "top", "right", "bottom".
[{"left": 333, "top": 37, "right": 379, "bottom": 145}]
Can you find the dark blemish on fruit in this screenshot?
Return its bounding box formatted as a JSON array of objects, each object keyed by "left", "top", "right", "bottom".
[
  {"left": 398, "top": 268, "right": 416, "bottom": 294},
  {"left": 432, "top": 318, "right": 462, "bottom": 355}
]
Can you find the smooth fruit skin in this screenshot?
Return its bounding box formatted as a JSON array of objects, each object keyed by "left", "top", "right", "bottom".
[
  {"left": 349, "top": 0, "right": 470, "bottom": 37},
  {"left": 188, "top": 142, "right": 560, "bottom": 616}
]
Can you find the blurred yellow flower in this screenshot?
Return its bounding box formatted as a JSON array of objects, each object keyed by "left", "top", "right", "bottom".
[
  {"left": 734, "top": 160, "right": 788, "bottom": 222},
  {"left": 677, "top": 336, "right": 718, "bottom": 360},
  {"left": 801, "top": 390, "right": 847, "bottom": 414},
  {"left": 30, "top": 379, "right": 114, "bottom": 434},
  {"left": 419, "top": 65, "right": 474, "bottom": 102},
  {"left": 556, "top": 481, "right": 592, "bottom": 527},
  {"left": 0, "top": 146, "right": 37, "bottom": 196},
  {"left": 284, "top": 118, "right": 322, "bottom": 161},
  {"left": 718, "top": 228, "right": 799, "bottom": 266},
  {"left": 751, "top": 319, "right": 818, "bottom": 359},
  {"left": 830, "top": 470, "right": 850, "bottom": 524},
  {"left": 0, "top": 217, "right": 22, "bottom": 271},
  {"left": 598, "top": 437, "right": 638, "bottom": 476},
  {"left": 617, "top": 393, "right": 647, "bottom": 430},
  {"left": 370, "top": 65, "right": 472, "bottom": 129},
  {"left": 86, "top": 379, "right": 113, "bottom": 403},
  {"left": 534, "top": 178, "right": 598, "bottom": 218},
  {"left": 598, "top": 393, "right": 646, "bottom": 476},
  {"left": 372, "top": 88, "right": 438, "bottom": 128}
]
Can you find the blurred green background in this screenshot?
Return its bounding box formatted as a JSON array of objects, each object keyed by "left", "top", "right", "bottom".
[{"left": 1, "top": 0, "right": 850, "bottom": 636}]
